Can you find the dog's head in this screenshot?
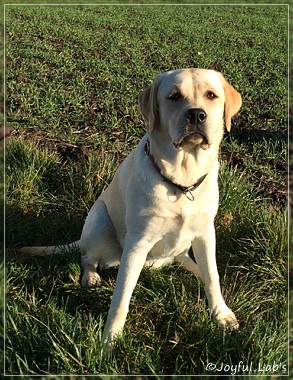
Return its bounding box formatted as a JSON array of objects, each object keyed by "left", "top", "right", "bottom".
[{"left": 138, "top": 68, "right": 242, "bottom": 150}]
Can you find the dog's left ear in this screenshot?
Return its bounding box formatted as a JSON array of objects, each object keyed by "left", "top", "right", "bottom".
[
  {"left": 219, "top": 74, "right": 242, "bottom": 132},
  {"left": 138, "top": 74, "right": 163, "bottom": 133}
]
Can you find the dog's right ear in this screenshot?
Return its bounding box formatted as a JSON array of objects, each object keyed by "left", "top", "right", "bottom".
[{"left": 138, "top": 74, "right": 163, "bottom": 133}]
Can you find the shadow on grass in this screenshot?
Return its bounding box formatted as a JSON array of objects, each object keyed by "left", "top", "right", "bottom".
[
  {"left": 5, "top": 202, "right": 84, "bottom": 249},
  {"left": 229, "top": 124, "right": 286, "bottom": 144},
  {"left": 5, "top": 202, "right": 121, "bottom": 320}
]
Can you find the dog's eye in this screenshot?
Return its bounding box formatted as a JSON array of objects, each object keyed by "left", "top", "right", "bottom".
[
  {"left": 168, "top": 92, "right": 182, "bottom": 101},
  {"left": 206, "top": 91, "right": 217, "bottom": 100}
]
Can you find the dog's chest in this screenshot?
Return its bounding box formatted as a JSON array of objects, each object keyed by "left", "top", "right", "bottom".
[{"left": 148, "top": 211, "right": 199, "bottom": 259}]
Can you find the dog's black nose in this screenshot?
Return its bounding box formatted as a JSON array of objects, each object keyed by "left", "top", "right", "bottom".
[{"left": 185, "top": 108, "right": 207, "bottom": 125}]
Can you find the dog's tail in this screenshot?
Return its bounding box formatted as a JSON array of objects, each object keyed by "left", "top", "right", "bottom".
[{"left": 19, "top": 240, "right": 81, "bottom": 256}]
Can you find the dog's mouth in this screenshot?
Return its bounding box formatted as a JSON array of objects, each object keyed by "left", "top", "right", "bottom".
[{"left": 173, "top": 131, "right": 211, "bottom": 150}]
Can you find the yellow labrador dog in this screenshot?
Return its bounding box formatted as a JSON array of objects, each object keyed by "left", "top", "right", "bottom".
[{"left": 21, "top": 68, "right": 242, "bottom": 345}]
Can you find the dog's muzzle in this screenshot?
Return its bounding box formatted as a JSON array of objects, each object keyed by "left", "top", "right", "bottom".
[{"left": 173, "top": 108, "right": 211, "bottom": 150}]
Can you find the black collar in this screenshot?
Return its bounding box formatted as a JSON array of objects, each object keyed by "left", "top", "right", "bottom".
[{"left": 144, "top": 139, "right": 207, "bottom": 201}]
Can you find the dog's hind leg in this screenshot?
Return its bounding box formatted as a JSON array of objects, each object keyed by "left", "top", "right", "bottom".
[
  {"left": 80, "top": 257, "right": 101, "bottom": 287},
  {"left": 175, "top": 251, "right": 201, "bottom": 278},
  {"left": 80, "top": 200, "right": 122, "bottom": 287}
]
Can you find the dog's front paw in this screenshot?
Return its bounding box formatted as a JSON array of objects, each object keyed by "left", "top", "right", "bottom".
[
  {"left": 102, "top": 330, "right": 121, "bottom": 356},
  {"left": 81, "top": 272, "right": 101, "bottom": 288},
  {"left": 103, "top": 334, "right": 116, "bottom": 352},
  {"left": 215, "top": 309, "right": 239, "bottom": 330},
  {"left": 103, "top": 327, "right": 122, "bottom": 344}
]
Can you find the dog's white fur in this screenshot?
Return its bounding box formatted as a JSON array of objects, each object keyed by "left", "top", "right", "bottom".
[{"left": 20, "top": 68, "right": 242, "bottom": 345}]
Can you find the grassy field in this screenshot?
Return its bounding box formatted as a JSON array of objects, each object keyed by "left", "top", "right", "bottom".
[{"left": 5, "top": 4, "right": 288, "bottom": 377}]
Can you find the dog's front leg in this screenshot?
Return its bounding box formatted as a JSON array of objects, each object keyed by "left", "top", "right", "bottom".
[
  {"left": 102, "top": 235, "right": 155, "bottom": 346},
  {"left": 192, "top": 223, "right": 239, "bottom": 330}
]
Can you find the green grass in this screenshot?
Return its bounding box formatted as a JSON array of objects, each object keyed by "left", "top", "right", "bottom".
[{"left": 5, "top": 4, "right": 288, "bottom": 377}]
